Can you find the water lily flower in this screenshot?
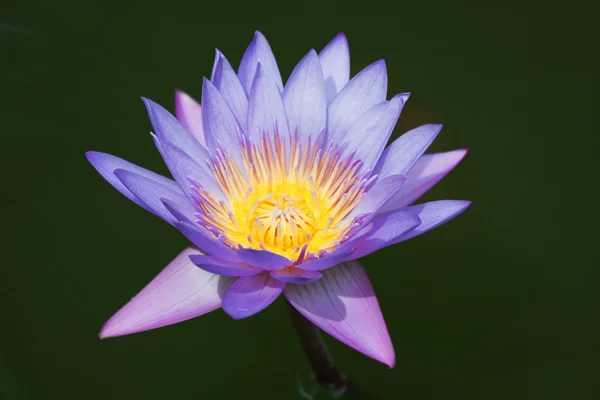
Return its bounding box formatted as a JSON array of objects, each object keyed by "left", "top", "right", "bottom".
[{"left": 87, "top": 31, "right": 470, "bottom": 367}]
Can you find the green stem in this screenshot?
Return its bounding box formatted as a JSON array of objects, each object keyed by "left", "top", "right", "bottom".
[{"left": 286, "top": 300, "right": 377, "bottom": 399}]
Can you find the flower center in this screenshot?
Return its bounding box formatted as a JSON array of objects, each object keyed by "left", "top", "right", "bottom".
[
  {"left": 246, "top": 192, "right": 316, "bottom": 251},
  {"left": 192, "top": 131, "right": 372, "bottom": 261}
]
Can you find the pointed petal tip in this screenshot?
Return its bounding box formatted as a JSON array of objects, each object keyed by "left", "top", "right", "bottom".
[
  {"left": 374, "top": 59, "right": 386, "bottom": 69},
  {"left": 365, "top": 346, "right": 395, "bottom": 367},
  {"left": 325, "top": 32, "right": 349, "bottom": 49},
  {"left": 394, "top": 92, "right": 410, "bottom": 102}
]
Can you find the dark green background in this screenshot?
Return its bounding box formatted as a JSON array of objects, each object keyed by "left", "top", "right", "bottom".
[{"left": 1, "top": 1, "right": 597, "bottom": 399}]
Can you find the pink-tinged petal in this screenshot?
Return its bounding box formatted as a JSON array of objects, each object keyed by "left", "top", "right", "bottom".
[
  {"left": 327, "top": 60, "right": 387, "bottom": 144},
  {"left": 238, "top": 31, "right": 283, "bottom": 94},
  {"left": 247, "top": 64, "right": 290, "bottom": 144},
  {"left": 174, "top": 221, "right": 240, "bottom": 263},
  {"left": 379, "top": 149, "right": 468, "bottom": 213},
  {"left": 374, "top": 124, "right": 442, "bottom": 180},
  {"left": 388, "top": 200, "right": 471, "bottom": 245},
  {"left": 319, "top": 33, "right": 350, "bottom": 104},
  {"left": 283, "top": 49, "right": 326, "bottom": 140},
  {"left": 85, "top": 151, "right": 181, "bottom": 211},
  {"left": 270, "top": 267, "right": 323, "bottom": 284},
  {"left": 174, "top": 90, "right": 206, "bottom": 146},
  {"left": 99, "top": 247, "right": 234, "bottom": 338},
  {"left": 222, "top": 272, "right": 285, "bottom": 319},
  {"left": 236, "top": 248, "right": 292, "bottom": 270},
  {"left": 114, "top": 169, "right": 194, "bottom": 226},
  {"left": 142, "top": 97, "right": 209, "bottom": 164},
  {"left": 349, "top": 174, "right": 407, "bottom": 221},
  {"left": 284, "top": 260, "right": 395, "bottom": 367},
  {"left": 211, "top": 50, "right": 248, "bottom": 130},
  {"left": 153, "top": 136, "right": 226, "bottom": 202},
  {"left": 200, "top": 78, "right": 245, "bottom": 169},
  {"left": 344, "top": 93, "right": 409, "bottom": 170},
  {"left": 349, "top": 211, "right": 421, "bottom": 260},
  {"left": 189, "top": 254, "right": 261, "bottom": 277}
]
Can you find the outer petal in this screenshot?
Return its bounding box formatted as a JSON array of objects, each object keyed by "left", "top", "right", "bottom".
[
  {"left": 297, "top": 242, "right": 357, "bottom": 271},
  {"left": 327, "top": 60, "right": 387, "bottom": 144},
  {"left": 99, "top": 247, "right": 234, "bottom": 338},
  {"left": 236, "top": 248, "right": 292, "bottom": 270},
  {"left": 348, "top": 174, "right": 407, "bottom": 221},
  {"left": 114, "top": 169, "right": 194, "bottom": 226},
  {"left": 270, "top": 267, "right": 323, "bottom": 284},
  {"left": 142, "top": 97, "right": 209, "bottom": 164},
  {"left": 174, "top": 90, "right": 206, "bottom": 146},
  {"left": 318, "top": 33, "right": 350, "bottom": 104},
  {"left": 283, "top": 49, "right": 326, "bottom": 140},
  {"left": 349, "top": 211, "right": 421, "bottom": 260},
  {"left": 247, "top": 64, "right": 290, "bottom": 144},
  {"left": 379, "top": 149, "right": 468, "bottom": 213},
  {"left": 161, "top": 198, "right": 197, "bottom": 225},
  {"left": 211, "top": 50, "right": 248, "bottom": 130},
  {"left": 284, "top": 260, "right": 394, "bottom": 367},
  {"left": 85, "top": 151, "right": 181, "bottom": 211},
  {"left": 238, "top": 31, "right": 283, "bottom": 94},
  {"left": 153, "top": 136, "right": 226, "bottom": 202},
  {"left": 344, "top": 93, "right": 409, "bottom": 170},
  {"left": 374, "top": 124, "right": 442, "bottom": 180},
  {"left": 200, "top": 78, "right": 245, "bottom": 169},
  {"left": 189, "top": 254, "right": 262, "bottom": 276},
  {"left": 222, "top": 272, "right": 285, "bottom": 319},
  {"left": 386, "top": 200, "right": 471, "bottom": 245},
  {"left": 174, "top": 221, "right": 240, "bottom": 263}
]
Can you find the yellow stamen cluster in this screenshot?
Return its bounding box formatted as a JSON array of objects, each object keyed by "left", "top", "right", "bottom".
[{"left": 194, "top": 132, "right": 368, "bottom": 261}]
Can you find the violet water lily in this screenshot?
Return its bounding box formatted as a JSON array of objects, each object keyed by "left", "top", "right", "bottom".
[{"left": 87, "top": 31, "right": 470, "bottom": 367}]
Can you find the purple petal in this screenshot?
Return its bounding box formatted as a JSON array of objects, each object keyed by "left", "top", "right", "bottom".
[
  {"left": 349, "top": 211, "right": 421, "bottom": 260},
  {"left": 174, "top": 90, "right": 206, "bottom": 146},
  {"left": 270, "top": 267, "right": 323, "bottom": 284},
  {"left": 236, "top": 248, "right": 292, "bottom": 270},
  {"left": 174, "top": 221, "right": 240, "bottom": 263},
  {"left": 387, "top": 200, "right": 471, "bottom": 245},
  {"left": 99, "top": 246, "right": 234, "bottom": 338},
  {"left": 349, "top": 174, "right": 407, "bottom": 221},
  {"left": 85, "top": 152, "right": 181, "bottom": 211},
  {"left": 211, "top": 50, "right": 248, "bottom": 130},
  {"left": 200, "top": 78, "right": 245, "bottom": 168},
  {"left": 160, "top": 198, "right": 196, "bottom": 224},
  {"left": 327, "top": 60, "right": 387, "bottom": 144},
  {"left": 142, "top": 97, "right": 209, "bottom": 164},
  {"left": 283, "top": 49, "right": 326, "bottom": 140},
  {"left": 319, "top": 33, "right": 350, "bottom": 104},
  {"left": 284, "top": 260, "right": 395, "bottom": 367},
  {"left": 114, "top": 169, "right": 194, "bottom": 226},
  {"left": 247, "top": 64, "right": 290, "bottom": 144},
  {"left": 238, "top": 31, "right": 283, "bottom": 94},
  {"left": 344, "top": 93, "right": 409, "bottom": 170},
  {"left": 374, "top": 124, "right": 442, "bottom": 179},
  {"left": 222, "top": 272, "right": 285, "bottom": 319},
  {"left": 189, "top": 254, "right": 261, "bottom": 277},
  {"left": 297, "top": 243, "right": 356, "bottom": 271},
  {"left": 153, "top": 136, "right": 225, "bottom": 202},
  {"left": 379, "top": 149, "right": 468, "bottom": 213}
]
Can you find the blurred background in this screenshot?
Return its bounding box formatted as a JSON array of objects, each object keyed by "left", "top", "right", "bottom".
[{"left": 1, "top": 1, "right": 597, "bottom": 399}]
